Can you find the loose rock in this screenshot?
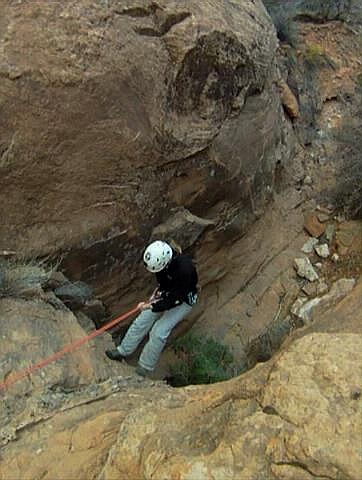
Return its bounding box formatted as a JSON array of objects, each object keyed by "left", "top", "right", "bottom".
[
  {"left": 332, "top": 253, "right": 339, "bottom": 263},
  {"left": 302, "top": 282, "right": 318, "bottom": 297},
  {"left": 291, "top": 297, "right": 308, "bottom": 316},
  {"left": 317, "top": 281, "right": 329, "bottom": 295},
  {"left": 315, "top": 243, "right": 330, "bottom": 258},
  {"left": 292, "top": 278, "right": 356, "bottom": 323},
  {"left": 325, "top": 224, "right": 336, "bottom": 245},
  {"left": 294, "top": 257, "right": 319, "bottom": 282},
  {"left": 54, "top": 281, "right": 93, "bottom": 310},
  {"left": 279, "top": 79, "right": 300, "bottom": 120},
  {"left": 304, "top": 213, "right": 326, "bottom": 238},
  {"left": 303, "top": 175, "right": 312, "bottom": 186},
  {"left": 301, "top": 237, "right": 319, "bottom": 254},
  {"left": 45, "top": 271, "right": 69, "bottom": 290},
  {"left": 317, "top": 212, "right": 330, "bottom": 223}
]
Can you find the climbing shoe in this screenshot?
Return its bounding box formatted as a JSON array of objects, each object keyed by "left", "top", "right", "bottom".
[
  {"left": 135, "top": 365, "right": 151, "bottom": 377},
  {"left": 105, "top": 349, "right": 125, "bottom": 362}
]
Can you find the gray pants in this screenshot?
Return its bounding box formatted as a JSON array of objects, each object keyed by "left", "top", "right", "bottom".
[{"left": 117, "top": 303, "right": 192, "bottom": 372}]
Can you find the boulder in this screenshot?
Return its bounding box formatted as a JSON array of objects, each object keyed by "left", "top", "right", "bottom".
[
  {"left": 54, "top": 281, "right": 93, "bottom": 310},
  {"left": 0, "top": 0, "right": 293, "bottom": 307},
  {"left": 0, "top": 297, "right": 125, "bottom": 398}
]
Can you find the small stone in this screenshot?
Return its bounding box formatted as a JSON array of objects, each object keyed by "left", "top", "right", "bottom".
[
  {"left": 317, "top": 212, "right": 330, "bottom": 223},
  {"left": 291, "top": 297, "right": 308, "bottom": 316},
  {"left": 316, "top": 205, "right": 333, "bottom": 214},
  {"left": 315, "top": 262, "right": 323, "bottom": 270},
  {"left": 325, "top": 224, "right": 336, "bottom": 245},
  {"left": 302, "top": 282, "right": 317, "bottom": 297},
  {"left": 294, "top": 257, "right": 319, "bottom": 282},
  {"left": 301, "top": 237, "right": 319, "bottom": 254},
  {"left": 304, "top": 213, "right": 326, "bottom": 238},
  {"left": 304, "top": 175, "right": 312, "bottom": 185},
  {"left": 315, "top": 244, "right": 330, "bottom": 258},
  {"left": 332, "top": 253, "right": 339, "bottom": 262},
  {"left": 317, "top": 281, "right": 328, "bottom": 295},
  {"left": 45, "top": 270, "right": 69, "bottom": 290},
  {"left": 36, "top": 448, "right": 43, "bottom": 455}
]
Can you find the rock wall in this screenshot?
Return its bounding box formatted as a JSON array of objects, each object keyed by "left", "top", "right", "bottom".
[
  {"left": 0, "top": 0, "right": 294, "bottom": 306},
  {"left": 1, "top": 282, "right": 361, "bottom": 479}
]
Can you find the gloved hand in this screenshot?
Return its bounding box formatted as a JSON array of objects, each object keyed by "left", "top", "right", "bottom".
[{"left": 137, "top": 301, "right": 152, "bottom": 311}]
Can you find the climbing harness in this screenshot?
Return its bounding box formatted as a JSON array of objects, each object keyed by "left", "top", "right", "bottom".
[{"left": 0, "top": 304, "right": 140, "bottom": 392}]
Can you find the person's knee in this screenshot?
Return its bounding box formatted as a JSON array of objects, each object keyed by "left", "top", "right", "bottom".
[{"left": 149, "top": 323, "right": 169, "bottom": 345}]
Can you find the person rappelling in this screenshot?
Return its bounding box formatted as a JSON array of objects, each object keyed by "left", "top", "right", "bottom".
[{"left": 105, "top": 240, "right": 199, "bottom": 377}]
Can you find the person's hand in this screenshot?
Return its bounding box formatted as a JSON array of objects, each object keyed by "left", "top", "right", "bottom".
[{"left": 137, "top": 301, "right": 152, "bottom": 311}]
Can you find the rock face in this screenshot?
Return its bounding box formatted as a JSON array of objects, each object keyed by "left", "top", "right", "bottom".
[
  {"left": 0, "top": 298, "right": 126, "bottom": 398},
  {"left": 1, "top": 309, "right": 361, "bottom": 479},
  {"left": 0, "top": 0, "right": 293, "bottom": 306}
]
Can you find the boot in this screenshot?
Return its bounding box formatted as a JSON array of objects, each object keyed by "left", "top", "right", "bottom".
[
  {"left": 135, "top": 365, "right": 151, "bottom": 377},
  {"left": 105, "top": 349, "right": 125, "bottom": 362}
]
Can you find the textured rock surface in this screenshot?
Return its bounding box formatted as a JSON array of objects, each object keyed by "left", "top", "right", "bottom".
[
  {"left": 1, "top": 327, "right": 361, "bottom": 479},
  {"left": 294, "top": 256, "right": 319, "bottom": 282},
  {"left": 0, "top": 0, "right": 293, "bottom": 307},
  {"left": 0, "top": 298, "right": 130, "bottom": 400}
]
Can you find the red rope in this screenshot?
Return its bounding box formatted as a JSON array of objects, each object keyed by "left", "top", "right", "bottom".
[{"left": 0, "top": 305, "right": 140, "bottom": 392}]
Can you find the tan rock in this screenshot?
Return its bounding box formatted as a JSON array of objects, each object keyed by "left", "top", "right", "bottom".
[
  {"left": 0, "top": 298, "right": 128, "bottom": 397},
  {"left": 279, "top": 79, "right": 300, "bottom": 120},
  {"left": 336, "top": 221, "right": 362, "bottom": 255},
  {"left": 262, "top": 333, "right": 362, "bottom": 480},
  {"left": 1, "top": 323, "right": 361, "bottom": 480}
]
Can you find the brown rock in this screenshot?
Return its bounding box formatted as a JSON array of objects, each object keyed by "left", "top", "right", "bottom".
[
  {"left": 304, "top": 213, "right": 326, "bottom": 238},
  {"left": 279, "top": 79, "right": 300, "bottom": 120},
  {"left": 0, "top": 0, "right": 293, "bottom": 308}
]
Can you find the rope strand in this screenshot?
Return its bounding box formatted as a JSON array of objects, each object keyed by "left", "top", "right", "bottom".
[{"left": 0, "top": 305, "right": 140, "bottom": 392}]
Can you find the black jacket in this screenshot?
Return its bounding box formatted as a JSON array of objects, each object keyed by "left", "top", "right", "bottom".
[{"left": 151, "top": 254, "right": 198, "bottom": 312}]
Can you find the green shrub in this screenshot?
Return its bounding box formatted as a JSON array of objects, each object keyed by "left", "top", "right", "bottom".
[
  {"left": 168, "top": 332, "right": 237, "bottom": 387},
  {"left": 302, "top": 43, "right": 335, "bottom": 69},
  {"left": 0, "top": 258, "right": 53, "bottom": 298}
]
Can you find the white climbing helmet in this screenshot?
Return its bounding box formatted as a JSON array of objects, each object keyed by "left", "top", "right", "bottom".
[{"left": 143, "top": 240, "right": 173, "bottom": 273}]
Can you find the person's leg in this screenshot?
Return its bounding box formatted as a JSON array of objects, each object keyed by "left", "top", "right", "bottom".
[
  {"left": 138, "top": 303, "right": 192, "bottom": 372},
  {"left": 117, "top": 309, "right": 160, "bottom": 356}
]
